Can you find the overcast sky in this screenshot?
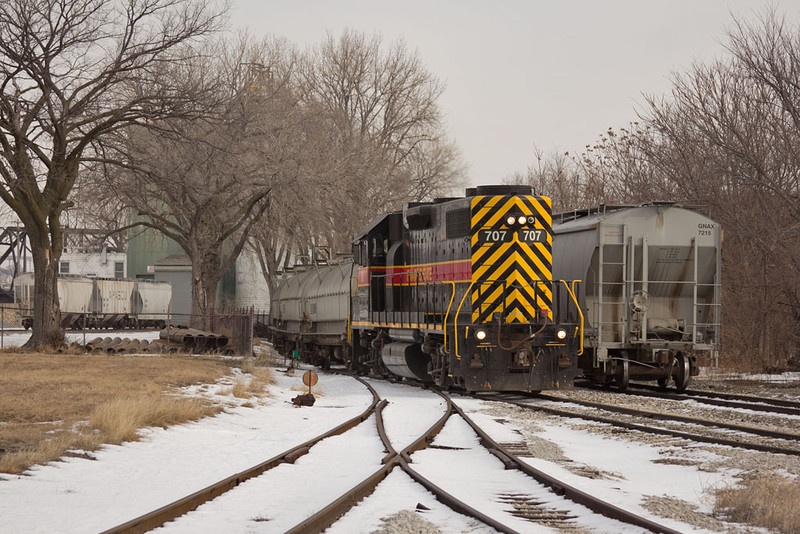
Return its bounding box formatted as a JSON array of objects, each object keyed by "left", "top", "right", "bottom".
[{"left": 230, "top": 1, "right": 798, "bottom": 188}]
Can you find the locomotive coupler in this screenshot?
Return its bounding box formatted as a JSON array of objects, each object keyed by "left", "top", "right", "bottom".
[{"left": 512, "top": 341, "right": 537, "bottom": 367}]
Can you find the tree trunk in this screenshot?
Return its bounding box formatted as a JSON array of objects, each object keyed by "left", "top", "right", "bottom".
[
  {"left": 25, "top": 236, "right": 63, "bottom": 348},
  {"left": 190, "top": 264, "right": 210, "bottom": 331},
  {"left": 190, "top": 261, "right": 222, "bottom": 332}
]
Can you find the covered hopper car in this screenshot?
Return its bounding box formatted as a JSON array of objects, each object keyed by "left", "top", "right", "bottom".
[
  {"left": 269, "top": 185, "right": 584, "bottom": 392},
  {"left": 15, "top": 273, "right": 172, "bottom": 329},
  {"left": 552, "top": 203, "right": 722, "bottom": 391}
]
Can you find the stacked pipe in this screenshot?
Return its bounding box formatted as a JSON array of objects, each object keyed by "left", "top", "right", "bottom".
[
  {"left": 159, "top": 326, "right": 229, "bottom": 351},
  {"left": 85, "top": 337, "right": 176, "bottom": 354},
  {"left": 83, "top": 327, "right": 230, "bottom": 354}
]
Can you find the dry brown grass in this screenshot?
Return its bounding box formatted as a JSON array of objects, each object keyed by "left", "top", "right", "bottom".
[
  {"left": 218, "top": 364, "right": 275, "bottom": 399},
  {"left": 227, "top": 378, "right": 249, "bottom": 399},
  {"left": 90, "top": 394, "right": 221, "bottom": 444},
  {"left": 247, "top": 367, "right": 275, "bottom": 394},
  {"left": 715, "top": 475, "right": 800, "bottom": 533},
  {"left": 0, "top": 350, "right": 229, "bottom": 474}
]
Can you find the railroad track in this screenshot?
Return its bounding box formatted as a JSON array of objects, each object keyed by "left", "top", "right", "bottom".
[
  {"left": 100, "top": 376, "right": 382, "bottom": 534},
  {"left": 473, "top": 390, "right": 800, "bottom": 457},
  {"left": 578, "top": 381, "right": 800, "bottom": 417},
  {"left": 292, "top": 380, "right": 682, "bottom": 534},
  {"left": 102, "top": 375, "right": 682, "bottom": 533}
]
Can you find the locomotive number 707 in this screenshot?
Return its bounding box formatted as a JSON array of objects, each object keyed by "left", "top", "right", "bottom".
[
  {"left": 520, "top": 229, "right": 544, "bottom": 242},
  {"left": 482, "top": 229, "right": 511, "bottom": 242},
  {"left": 480, "top": 229, "right": 546, "bottom": 243}
]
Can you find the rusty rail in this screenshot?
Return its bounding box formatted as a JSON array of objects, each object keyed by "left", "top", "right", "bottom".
[
  {"left": 452, "top": 393, "right": 683, "bottom": 534},
  {"left": 285, "top": 385, "right": 523, "bottom": 534},
  {"left": 477, "top": 392, "right": 800, "bottom": 457},
  {"left": 599, "top": 382, "right": 800, "bottom": 416},
  {"left": 536, "top": 393, "right": 800, "bottom": 443},
  {"left": 100, "top": 376, "right": 380, "bottom": 534}
]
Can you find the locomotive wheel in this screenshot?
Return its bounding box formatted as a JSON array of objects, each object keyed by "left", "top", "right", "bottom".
[
  {"left": 675, "top": 352, "right": 691, "bottom": 393},
  {"left": 615, "top": 359, "right": 629, "bottom": 391}
]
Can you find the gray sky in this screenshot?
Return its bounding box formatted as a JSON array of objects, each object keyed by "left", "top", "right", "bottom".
[{"left": 230, "top": 1, "right": 797, "bottom": 188}]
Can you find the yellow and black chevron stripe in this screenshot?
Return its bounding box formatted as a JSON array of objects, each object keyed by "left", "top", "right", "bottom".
[{"left": 470, "top": 195, "right": 553, "bottom": 323}]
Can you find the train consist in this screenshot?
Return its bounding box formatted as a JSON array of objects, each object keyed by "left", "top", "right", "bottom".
[
  {"left": 552, "top": 203, "right": 722, "bottom": 392},
  {"left": 268, "top": 188, "right": 723, "bottom": 393},
  {"left": 14, "top": 273, "right": 172, "bottom": 330},
  {"left": 269, "top": 185, "right": 584, "bottom": 392}
]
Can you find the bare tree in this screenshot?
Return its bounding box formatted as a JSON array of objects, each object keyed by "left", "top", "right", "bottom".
[
  {"left": 249, "top": 30, "right": 465, "bottom": 294},
  {"left": 640, "top": 9, "right": 800, "bottom": 370},
  {"left": 299, "top": 30, "right": 464, "bottom": 229},
  {"left": 0, "top": 0, "right": 226, "bottom": 347},
  {"left": 105, "top": 34, "right": 308, "bottom": 329},
  {"left": 509, "top": 145, "right": 590, "bottom": 212}
]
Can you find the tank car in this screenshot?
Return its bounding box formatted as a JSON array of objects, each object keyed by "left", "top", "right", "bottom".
[
  {"left": 552, "top": 203, "right": 722, "bottom": 392},
  {"left": 268, "top": 185, "right": 584, "bottom": 392},
  {"left": 268, "top": 261, "right": 352, "bottom": 369}
]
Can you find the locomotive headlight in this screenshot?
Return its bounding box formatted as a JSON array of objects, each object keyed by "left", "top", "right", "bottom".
[
  {"left": 556, "top": 329, "right": 567, "bottom": 340},
  {"left": 517, "top": 215, "right": 527, "bottom": 225},
  {"left": 506, "top": 215, "right": 516, "bottom": 226},
  {"left": 475, "top": 329, "right": 488, "bottom": 341}
]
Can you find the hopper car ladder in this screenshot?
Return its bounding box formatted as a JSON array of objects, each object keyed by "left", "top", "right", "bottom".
[{"left": 594, "top": 226, "right": 721, "bottom": 363}]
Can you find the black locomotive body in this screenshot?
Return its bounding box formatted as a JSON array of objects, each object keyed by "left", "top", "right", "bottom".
[{"left": 269, "top": 185, "right": 583, "bottom": 392}]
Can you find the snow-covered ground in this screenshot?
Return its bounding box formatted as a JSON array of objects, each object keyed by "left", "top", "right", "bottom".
[{"left": 0, "top": 333, "right": 785, "bottom": 533}]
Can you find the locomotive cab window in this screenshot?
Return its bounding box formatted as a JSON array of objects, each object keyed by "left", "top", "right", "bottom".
[
  {"left": 353, "top": 241, "right": 368, "bottom": 266},
  {"left": 371, "top": 237, "right": 388, "bottom": 260}
]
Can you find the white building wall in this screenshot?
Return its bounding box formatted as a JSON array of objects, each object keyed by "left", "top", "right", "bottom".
[
  {"left": 58, "top": 250, "right": 127, "bottom": 278},
  {"left": 235, "top": 251, "right": 270, "bottom": 312}
]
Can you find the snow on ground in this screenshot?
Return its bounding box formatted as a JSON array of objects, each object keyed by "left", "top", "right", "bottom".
[
  {"left": 0, "top": 360, "right": 372, "bottom": 533},
  {"left": 454, "top": 397, "right": 729, "bottom": 533},
  {"left": 0, "top": 333, "right": 784, "bottom": 533}
]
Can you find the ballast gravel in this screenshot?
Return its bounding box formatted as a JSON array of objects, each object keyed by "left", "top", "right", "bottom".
[
  {"left": 371, "top": 510, "right": 443, "bottom": 534},
  {"left": 474, "top": 381, "right": 800, "bottom": 534}
]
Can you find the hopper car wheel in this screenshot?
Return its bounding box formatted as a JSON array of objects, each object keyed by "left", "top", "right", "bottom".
[
  {"left": 675, "top": 352, "right": 691, "bottom": 393},
  {"left": 615, "top": 359, "right": 629, "bottom": 391}
]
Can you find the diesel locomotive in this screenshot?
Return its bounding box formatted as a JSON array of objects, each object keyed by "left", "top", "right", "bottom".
[{"left": 268, "top": 185, "right": 584, "bottom": 392}]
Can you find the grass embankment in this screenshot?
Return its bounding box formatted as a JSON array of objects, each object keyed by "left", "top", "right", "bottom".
[
  {"left": 715, "top": 476, "right": 800, "bottom": 533},
  {"left": 0, "top": 349, "right": 274, "bottom": 474}
]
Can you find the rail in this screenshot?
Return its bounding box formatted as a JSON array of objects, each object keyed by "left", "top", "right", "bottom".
[
  {"left": 99, "top": 376, "right": 381, "bottom": 534},
  {"left": 454, "top": 392, "right": 684, "bottom": 534},
  {"left": 477, "top": 392, "right": 800, "bottom": 457}
]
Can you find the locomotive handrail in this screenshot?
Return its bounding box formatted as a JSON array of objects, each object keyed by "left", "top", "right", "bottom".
[
  {"left": 561, "top": 279, "right": 584, "bottom": 356},
  {"left": 453, "top": 279, "right": 477, "bottom": 361},
  {"left": 441, "top": 281, "right": 456, "bottom": 354}
]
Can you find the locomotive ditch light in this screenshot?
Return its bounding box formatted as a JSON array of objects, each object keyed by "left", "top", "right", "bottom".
[
  {"left": 475, "top": 329, "right": 488, "bottom": 341},
  {"left": 556, "top": 328, "right": 567, "bottom": 340},
  {"left": 506, "top": 215, "right": 516, "bottom": 226}
]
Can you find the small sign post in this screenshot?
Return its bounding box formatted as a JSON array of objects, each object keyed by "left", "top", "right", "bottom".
[{"left": 302, "top": 370, "right": 318, "bottom": 394}]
